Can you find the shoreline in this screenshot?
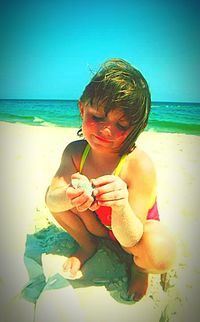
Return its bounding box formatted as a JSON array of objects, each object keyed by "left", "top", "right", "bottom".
[
  {"left": 1, "top": 119, "right": 200, "bottom": 136},
  {"left": 1, "top": 121, "right": 200, "bottom": 321}
]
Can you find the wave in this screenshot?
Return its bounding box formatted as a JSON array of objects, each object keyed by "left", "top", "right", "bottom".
[
  {"left": 1, "top": 112, "right": 35, "bottom": 121},
  {"left": 0, "top": 112, "right": 55, "bottom": 126},
  {"left": 0, "top": 112, "right": 81, "bottom": 128}
]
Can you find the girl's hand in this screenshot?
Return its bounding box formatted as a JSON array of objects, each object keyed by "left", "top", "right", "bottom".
[
  {"left": 91, "top": 175, "right": 129, "bottom": 209},
  {"left": 66, "top": 173, "right": 95, "bottom": 212}
]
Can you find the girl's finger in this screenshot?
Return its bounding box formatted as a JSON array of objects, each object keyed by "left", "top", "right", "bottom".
[
  {"left": 91, "top": 175, "right": 116, "bottom": 187},
  {"left": 95, "top": 189, "right": 127, "bottom": 202},
  {"left": 89, "top": 201, "right": 100, "bottom": 211},
  {"left": 71, "top": 192, "right": 93, "bottom": 207},
  {"left": 93, "top": 181, "right": 127, "bottom": 197},
  {"left": 97, "top": 198, "right": 127, "bottom": 208},
  {"left": 66, "top": 186, "right": 84, "bottom": 198},
  {"left": 76, "top": 197, "right": 94, "bottom": 212}
]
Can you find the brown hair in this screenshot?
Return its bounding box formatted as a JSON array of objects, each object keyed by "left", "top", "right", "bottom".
[{"left": 79, "top": 58, "right": 151, "bottom": 155}]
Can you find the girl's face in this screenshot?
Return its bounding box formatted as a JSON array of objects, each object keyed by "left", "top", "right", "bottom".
[{"left": 79, "top": 102, "right": 133, "bottom": 154}]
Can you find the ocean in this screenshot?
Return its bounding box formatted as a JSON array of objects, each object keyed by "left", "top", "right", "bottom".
[{"left": 0, "top": 99, "right": 200, "bottom": 135}]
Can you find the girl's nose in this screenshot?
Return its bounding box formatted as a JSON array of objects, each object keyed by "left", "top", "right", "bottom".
[{"left": 100, "top": 124, "right": 113, "bottom": 137}]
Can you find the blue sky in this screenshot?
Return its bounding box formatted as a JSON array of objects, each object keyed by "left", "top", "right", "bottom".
[{"left": 0, "top": 0, "right": 199, "bottom": 102}]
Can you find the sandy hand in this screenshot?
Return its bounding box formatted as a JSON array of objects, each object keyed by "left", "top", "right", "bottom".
[
  {"left": 71, "top": 173, "right": 94, "bottom": 196},
  {"left": 70, "top": 173, "right": 99, "bottom": 211}
]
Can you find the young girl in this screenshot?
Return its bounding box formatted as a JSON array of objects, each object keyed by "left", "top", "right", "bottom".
[{"left": 45, "top": 58, "right": 176, "bottom": 301}]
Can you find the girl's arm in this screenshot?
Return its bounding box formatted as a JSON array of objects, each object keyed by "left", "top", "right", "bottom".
[
  {"left": 92, "top": 150, "right": 157, "bottom": 247},
  {"left": 112, "top": 201, "right": 144, "bottom": 248},
  {"left": 46, "top": 142, "right": 94, "bottom": 213}
]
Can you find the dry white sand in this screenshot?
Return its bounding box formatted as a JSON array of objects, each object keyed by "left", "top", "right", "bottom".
[{"left": 0, "top": 122, "right": 200, "bottom": 322}]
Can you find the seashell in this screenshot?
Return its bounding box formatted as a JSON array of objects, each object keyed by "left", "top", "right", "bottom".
[{"left": 71, "top": 176, "right": 93, "bottom": 196}]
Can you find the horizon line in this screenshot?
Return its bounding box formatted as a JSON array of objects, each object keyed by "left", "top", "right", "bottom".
[{"left": 0, "top": 98, "right": 200, "bottom": 104}]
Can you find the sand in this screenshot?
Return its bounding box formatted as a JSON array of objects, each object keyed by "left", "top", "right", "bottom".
[{"left": 0, "top": 121, "right": 200, "bottom": 322}]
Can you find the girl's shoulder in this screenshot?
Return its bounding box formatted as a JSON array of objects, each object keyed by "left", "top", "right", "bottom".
[
  {"left": 125, "top": 147, "right": 156, "bottom": 180},
  {"left": 65, "top": 139, "right": 87, "bottom": 154},
  {"left": 62, "top": 139, "right": 87, "bottom": 170}
]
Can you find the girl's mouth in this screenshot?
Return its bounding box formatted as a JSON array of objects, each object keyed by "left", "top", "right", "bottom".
[{"left": 94, "top": 135, "right": 112, "bottom": 143}]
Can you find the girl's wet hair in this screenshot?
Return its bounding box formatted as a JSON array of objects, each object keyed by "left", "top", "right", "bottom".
[{"left": 78, "top": 58, "right": 151, "bottom": 155}]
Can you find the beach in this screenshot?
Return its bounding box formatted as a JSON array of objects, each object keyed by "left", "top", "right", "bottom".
[{"left": 0, "top": 121, "right": 200, "bottom": 322}]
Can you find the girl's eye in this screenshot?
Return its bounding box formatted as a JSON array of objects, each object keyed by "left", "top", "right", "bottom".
[
  {"left": 92, "top": 115, "right": 105, "bottom": 122},
  {"left": 116, "top": 123, "right": 129, "bottom": 131}
]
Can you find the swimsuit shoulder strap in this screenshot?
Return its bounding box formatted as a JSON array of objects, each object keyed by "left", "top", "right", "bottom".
[
  {"left": 114, "top": 154, "right": 128, "bottom": 176},
  {"left": 80, "top": 143, "right": 90, "bottom": 173},
  {"left": 80, "top": 143, "right": 127, "bottom": 176},
  {"left": 148, "top": 195, "right": 157, "bottom": 210}
]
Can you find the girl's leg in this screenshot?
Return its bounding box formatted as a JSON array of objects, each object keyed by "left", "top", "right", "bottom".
[
  {"left": 51, "top": 208, "right": 108, "bottom": 277},
  {"left": 123, "top": 220, "right": 176, "bottom": 301}
]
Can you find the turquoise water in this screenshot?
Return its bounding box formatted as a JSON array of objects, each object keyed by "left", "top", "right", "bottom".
[{"left": 0, "top": 99, "right": 200, "bottom": 135}]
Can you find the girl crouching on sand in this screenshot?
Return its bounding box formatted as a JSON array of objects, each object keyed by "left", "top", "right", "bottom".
[{"left": 45, "top": 58, "right": 176, "bottom": 301}]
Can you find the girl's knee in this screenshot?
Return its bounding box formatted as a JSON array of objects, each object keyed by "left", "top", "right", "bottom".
[{"left": 135, "top": 221, "right": 176, "bottom": 273}]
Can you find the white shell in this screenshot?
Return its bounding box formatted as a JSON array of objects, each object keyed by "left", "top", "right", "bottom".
[{"left": 71, "top": 177, "right": 93, "bottom": 196}]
